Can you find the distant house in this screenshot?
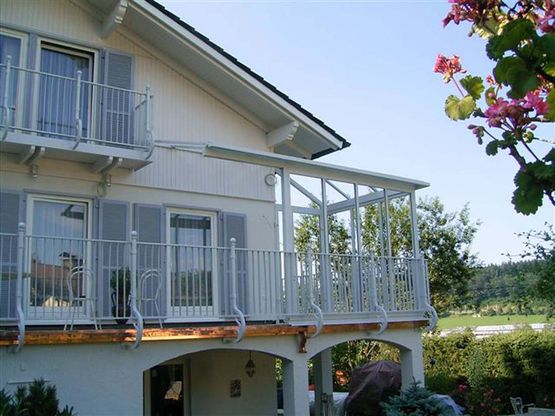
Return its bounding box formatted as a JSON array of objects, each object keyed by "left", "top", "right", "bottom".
[{"left": 0, "top": 1, "right": 436, "bottom": 415}]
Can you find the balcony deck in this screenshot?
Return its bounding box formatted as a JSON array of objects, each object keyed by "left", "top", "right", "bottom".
[{"left": 0, "top": 62, "right": 153, "bottom": 171}]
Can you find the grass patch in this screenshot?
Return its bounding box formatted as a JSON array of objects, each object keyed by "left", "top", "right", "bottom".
[{"left": 437, "top": 314, "right": 549, "bottom": 329}]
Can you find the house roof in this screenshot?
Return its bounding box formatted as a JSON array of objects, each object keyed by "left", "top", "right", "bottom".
[
  {"left": 142, "top": 0, "right": 351, "bottom": 159},
  {"left": 90, "top": 0, "right": 351, "bottom": 159}
]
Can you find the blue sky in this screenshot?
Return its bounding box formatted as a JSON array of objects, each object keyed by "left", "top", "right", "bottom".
[{"left": 159, "top": 0, "right": 554, "bottom": 264}]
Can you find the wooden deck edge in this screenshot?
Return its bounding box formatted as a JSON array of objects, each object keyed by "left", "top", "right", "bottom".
[{"left": 0, "top": 320, "right": 428, "bottom": 346}]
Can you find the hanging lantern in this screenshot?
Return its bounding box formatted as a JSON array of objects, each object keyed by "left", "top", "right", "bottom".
[{"left": 245, "top": 351, "right": 256, "bottom": 378}]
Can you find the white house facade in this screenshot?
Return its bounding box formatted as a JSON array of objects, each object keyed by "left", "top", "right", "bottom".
[{"left": 0, "top": 1, "right": 437, "bottom": 415}]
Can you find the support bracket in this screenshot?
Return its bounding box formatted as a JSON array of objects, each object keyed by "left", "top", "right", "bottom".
[
  {"left": 19, "top": 146, "right": 45, "bottom": 178},
  {"left": 100, "top": 0, "right": 128, "bottom": 38},
  {"left": 266, "top": 121, "right": 299, "bottom": 148}
]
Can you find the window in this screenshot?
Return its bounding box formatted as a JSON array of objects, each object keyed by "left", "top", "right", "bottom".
[
  {"left": 167, "top": 210, "right": 217, "bottom": 317},
  {"left": 27, "top": 195, "right": 91, "bottom": 319},
  {"left": 37, "top": 43, "right": 94, "bottom": 138},
  {"left": 0, "top": 30, "right": 25, "bottom": 127}
]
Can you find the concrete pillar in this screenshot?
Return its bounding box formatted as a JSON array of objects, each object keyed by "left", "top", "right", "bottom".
[
  {"left": 283, "top": 358, "right": 309, "bottom": 416},
  {"left": 313, "top": 348, "right": 334, "bottom": 416},
  {"left": 399, "top": 339, "right": 424, "bottom": 389}
]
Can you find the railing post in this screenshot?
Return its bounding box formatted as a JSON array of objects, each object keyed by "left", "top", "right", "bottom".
[
  {"left": 145, "top": 85, "right": 154, "bottom": 158},
  {"left": 225, "top": 237, "right": 246, "bottom": 343},
  {"left": 305, "top": 249, "right": 323, "bottom": 338},
  {"left": 368, "top": 250, "right": 387, "bottom": 334},
  {"left": 73, "top": 70, "right": 82, "bottom": 149},
  {"left": 12, "top": 222, "right": 26, "bottom": 353},
  {"left": 1, "top": 55, "right": 12, "bottom": 141},
  {"left": 124, "top": 230, "right": 143, "bottom": 349}
]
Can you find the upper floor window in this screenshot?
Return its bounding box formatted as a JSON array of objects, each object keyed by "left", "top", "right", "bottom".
[{"left": 37, "top": 43, "right": 94, "bottom": 138}]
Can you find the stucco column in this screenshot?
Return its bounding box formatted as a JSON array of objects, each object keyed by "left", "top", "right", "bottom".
[
  {"left": 313, "top": 348, "right": 334, "bottom": 416},
  {"left": 399, "top": 337, "right": 424, "bottom": 389},
  {"left": 283, "top": 358, "right": 309, "bottom": 416}
]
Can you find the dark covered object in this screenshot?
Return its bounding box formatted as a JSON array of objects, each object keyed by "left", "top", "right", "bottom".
[{"left": 345, "top": 360, "right": 402, "bottom": 416}]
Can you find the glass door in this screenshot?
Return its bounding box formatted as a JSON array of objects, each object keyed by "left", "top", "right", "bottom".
[
  {"left": 168, "top": 210, "right": 217, "bottom": 318},
  {"left": 27, "top": 196, "right": 90, "bottom": 320},
  {"left": 37, "top": 43, "right": 93, "bottom": 139}
]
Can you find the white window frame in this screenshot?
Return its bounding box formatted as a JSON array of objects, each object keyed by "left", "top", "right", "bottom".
[
  {"left": 30, "top": 38, "right": 99, "bottom": 137},
  {"left": 0, "top": 28, "right": 28, "bottom": 131},
  {"left": 25, "top": 194, "right": 93, "bottom": 323},
  {"left": 166, "top": 208, "right": 218, "bottom": 320}
]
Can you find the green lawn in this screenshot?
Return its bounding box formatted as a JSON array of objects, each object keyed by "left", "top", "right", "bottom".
[{"left": 437, "top": 314, "right": 549, "bottom": 330}]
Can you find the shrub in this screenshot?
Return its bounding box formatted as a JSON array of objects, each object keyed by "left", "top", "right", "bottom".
[
  {"left": 424, "top": 329, "right": 555, "bottom": 415},
  {"left": 381, "top": 381, "right": 453, "bottom": 416},
  {"left": 0, "top": 379, "right": 74, "bottom": 416}
]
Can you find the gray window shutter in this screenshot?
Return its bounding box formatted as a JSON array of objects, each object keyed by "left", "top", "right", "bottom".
[
  {"left": 134, "top": 204, "right": 165, "bottom": 318},
  {"left": 100, "top": 50, "right": 134, "bottom": 145},
  {"left": 0, "top": 191, "right": 23, "bottom": 319},
  {"left": 23, "top": 34, "right": 38, "bottom": 130},
  {"left": 221, "top": 213, "right": 247, "bottom": 316},
  {"left": 97, "top": 199, "right": 129, "bottom": 317}
]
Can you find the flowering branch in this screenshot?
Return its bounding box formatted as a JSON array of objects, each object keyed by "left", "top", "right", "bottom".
[{"left": 435, "top": 0, "right": 555, "bottom": 215}]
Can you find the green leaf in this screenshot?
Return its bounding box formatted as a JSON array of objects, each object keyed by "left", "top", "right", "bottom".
[
  {"left": 546, "top": 90, "right": 555, "bottom": 121},
  {"left": 484, "top": 87, "right": 496, "bottom": 106},
  {"left": 538, "top": 34, "right": 555, "bottom": 60},
  {"left": 493, "top": 56, "right": 527, "bottom": 85},
  {"left": 485, "top": 140, "right": 499, "bottom": 156},
  {"left": 486, "top": 19, "right": 535, "bottom": 60},
  {"left": 544, "top": 62, "right": 555, "bottom": 77},
  {"left": 460, "top": 75, "right": 484, "bottom": 100},
  {"left": 512, "top": 169, "right": 544, "bottom": 215},
  {"left": 506, "top": 68, "right": 540, "bottom": 99},
  {"left": 445, "top": 95, "right": 476, "bottom": 121}
]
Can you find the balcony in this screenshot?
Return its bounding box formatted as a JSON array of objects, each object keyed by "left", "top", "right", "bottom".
[
  {"left": 0, "top": 58, "right": 153, "bottom": 171},
  {"left": 0, "top": 229, "right": 434, "bottom": 345}
]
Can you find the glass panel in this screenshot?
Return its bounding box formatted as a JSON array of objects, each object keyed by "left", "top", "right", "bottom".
[
  {"left": 37, "top": 46, "right": 91, "bottom": 138},
  {"left": 0, "top": 34, "right": 21, "bottom": 126},
  {"left": 30, "top": 200, "right": 87, "bottom": 308},
  {"left": 170, "top": 214, "right": 213, "bottom": 308}
]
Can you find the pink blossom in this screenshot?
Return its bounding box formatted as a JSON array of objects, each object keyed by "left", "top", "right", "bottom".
[
  {"left": 537, "top": 3, "right": 555, "bottom": 33},
  {"left": 522, "top": 91, "right": 549, "bottom": 115},
  {"left": 434, "top": 54, "right": 465, "bottom": 82}
]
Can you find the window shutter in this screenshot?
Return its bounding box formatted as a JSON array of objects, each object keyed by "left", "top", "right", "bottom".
[
  {"left": 134, "top": 204, "right": 165, "bottom": 319},
  {"left": 100, "top": 50, "right": 134, "bottom": 145},
  {"left": 0, "top": 191, "right": 22, "bottom": 320},
  {"left": 97, "top": 199, "right": 129, "bottom": 317},
  {"left": 221, "top": 213, "right": 247, "bottom": 315}
]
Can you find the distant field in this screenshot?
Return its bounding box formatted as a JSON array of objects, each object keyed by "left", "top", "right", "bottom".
[{"left": 437, "top": 314, "right": 549, "bottom": 329}]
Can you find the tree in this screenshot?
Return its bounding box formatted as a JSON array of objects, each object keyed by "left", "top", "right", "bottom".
[
  {"left": 363, "top": 197, "right": 479, "bottom": 312},
  {"left": 514, "top": 223, "right": 555, "bottom": 314},
  {"left": 435, "top": 1, "right": 555, "bottom": 215}
]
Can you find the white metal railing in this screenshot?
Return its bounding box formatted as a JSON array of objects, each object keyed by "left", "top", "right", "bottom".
[
  {"left": 0, "top": 57, "right": 153, "bottom": 154},
  {"left": 0, "top": 228, "right": 432, "bottom": 345}
]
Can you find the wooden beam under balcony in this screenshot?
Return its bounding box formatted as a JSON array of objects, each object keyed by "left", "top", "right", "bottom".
[{"left": 0, "top": 320, "right": 428, "bottom": 347}]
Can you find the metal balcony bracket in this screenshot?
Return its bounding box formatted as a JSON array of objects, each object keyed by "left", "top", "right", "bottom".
[
  {"left": 92, "top": 156, "right": 122, "bottom": 196},
  {"left": 424, "top": 303, "right": 438, "bottom": 332},
  {"left": 122, "top": 306, "right": 144, "bottom": 350},
  {"left": 374, "top": 305, "right": 388, "bottom": 335},
  {"left": 19, "top": 146, "right": 45, "bottom": 178},
  {"left": 308, "top": 302, "right": 324, "bottom": 339},
  {"left": 223, "top": 309, "right": 246, "bottom": 344}
]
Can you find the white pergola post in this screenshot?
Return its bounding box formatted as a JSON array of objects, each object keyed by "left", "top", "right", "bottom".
[
  {"left": 283, "top": 359, "right": 310, "bottom": 416},
  {"left": 409, "top": 191, "right": 425, "bottom": 310},
  {"left": 351, "top": 183, "right": 362, "bottom": 312},
  {"left": 319, "top": 178, "right": 331, "bottom": 312},
  {"left": 281, "top": 168, "right": 297, "bottom": 314},
  {"left": 383, "top": 189, "right": 396, "bottom": 311},
  {"left": 313, "top": 348, "right": 334, "bottom": 416}
]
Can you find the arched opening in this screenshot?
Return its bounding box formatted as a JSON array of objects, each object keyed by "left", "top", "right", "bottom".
[
  {"left": 306, "top": 337, "right": 419, "bottom": 416},
  {"left": 143, "top": 348, "right": 287, "bottom": 416}
]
